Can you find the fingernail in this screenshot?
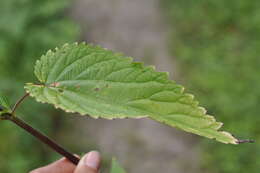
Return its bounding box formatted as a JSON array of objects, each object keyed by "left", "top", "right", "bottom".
[{"left": 84, "top": 151, "right": 100, "bottom": 170}]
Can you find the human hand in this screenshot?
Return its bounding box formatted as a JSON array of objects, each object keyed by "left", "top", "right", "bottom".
[{"left": 30, "top": 151, "right": 101, "bottom": 173}]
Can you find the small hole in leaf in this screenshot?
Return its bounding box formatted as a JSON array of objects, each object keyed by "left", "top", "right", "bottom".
[{"left": 50, "top": 82, "right": 60, "bottom": 87}]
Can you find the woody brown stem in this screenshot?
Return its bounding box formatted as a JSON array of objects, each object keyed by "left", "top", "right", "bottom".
[{"left": 4, "top": 114, "right": 79, "bottom": 165}]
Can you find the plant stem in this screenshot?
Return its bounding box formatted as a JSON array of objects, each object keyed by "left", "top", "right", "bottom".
[
  {"left": 11, "top": 93, "right": 30, "bottom": 114},
  {"left": 2, "top": 93, "right": 80, "bottom": 164},
  {"left": 6, "top": 114, "right": 80, "bottom": 165}
]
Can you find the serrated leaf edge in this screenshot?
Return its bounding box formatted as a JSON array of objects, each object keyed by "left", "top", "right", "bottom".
[{"left": 26, "top": 42, "right": 239, "bottom": 144}]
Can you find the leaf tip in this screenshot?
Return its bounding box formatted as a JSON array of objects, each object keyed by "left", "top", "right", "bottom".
[{"left": 236, "top": 139, "right": 255, "bottom": 144}]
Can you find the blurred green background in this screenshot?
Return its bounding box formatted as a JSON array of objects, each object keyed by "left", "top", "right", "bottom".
[
  {"left": 0, "top": 0, "right": 259, "bottom": 172},
  {"left": 0, "top": 0, "right": 79, "bottom": 172},
  {"left": 162, "top": 0, "right": 260, "bottom": 173}
]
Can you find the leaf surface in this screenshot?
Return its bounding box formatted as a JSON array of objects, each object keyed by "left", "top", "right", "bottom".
[
  {"left": 25, "top": 43, "right": 238, "bottom": 144},
  {"left": 0, "top": 93, "right": 11, "bottom": 112},
  {"left": 110, "top": 158, "right": 126, "bottom": 173}
]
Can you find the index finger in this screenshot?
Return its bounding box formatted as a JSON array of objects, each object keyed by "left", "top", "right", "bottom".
[{"left": 30, "top": 158, "right": 76, "bottom": 173}]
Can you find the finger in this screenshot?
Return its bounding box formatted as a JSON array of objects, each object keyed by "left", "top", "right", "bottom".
[
  {"left": 30, "top": 157, "right": 76, "bottom": 173},
  {"left": 74, "top": 151, "right": 101, "bottom": 173}
]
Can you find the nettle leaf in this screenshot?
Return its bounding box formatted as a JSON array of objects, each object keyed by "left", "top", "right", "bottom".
[
  {"left": 25, "top": 43, "right": 238, "bottom": 144},
  {"left": 0, "top": 93, "right": 11, "bottom": 112},
  {"left": 110, "top": 158, "right": 126, "bottom": 173}
]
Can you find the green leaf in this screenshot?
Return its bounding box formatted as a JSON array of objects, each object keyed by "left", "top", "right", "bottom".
[
  {"left": 110, "top": 158, "right": 126, "bottom": 173},
  {"left": 25, "top": 43, "right": 238, "bottom": 144},
  {"left": 0, "top": 93, "right": 11, "bottom": 112},
  {"left": 0, "top": 93, "right": 11, "bottom": 118}
]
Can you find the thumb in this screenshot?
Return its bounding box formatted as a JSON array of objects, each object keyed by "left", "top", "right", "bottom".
[{"left": 74, "top": 151, "right": 101, "bottom": 173}]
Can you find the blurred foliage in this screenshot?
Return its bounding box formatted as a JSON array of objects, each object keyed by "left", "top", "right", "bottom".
[
  {"left": 0, "top": 0, "right": 79, "bottom": 172},
  {"left": 162, "top": 0, "right": 260, "bottom": 173},
  {"left": 111, "top": 158, "right": 126, "bottom": 173}
]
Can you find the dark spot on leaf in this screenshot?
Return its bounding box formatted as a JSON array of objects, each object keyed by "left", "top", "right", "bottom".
[
  {"left": 105, "top": 84, "right": 109, "bottom": 88},
  {"left": 76, "top": 85, "right": 81, "bottom": 89},
  {"left": 94, "top": 88, "right": 100, "bottom": 91},
  {"left": 58, "top": 88, "right": 64, "bottom": 93}
]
